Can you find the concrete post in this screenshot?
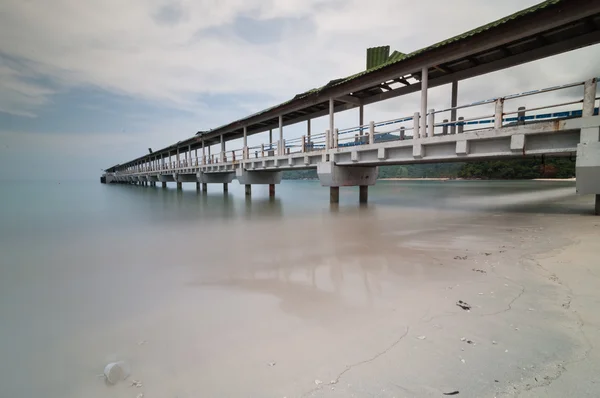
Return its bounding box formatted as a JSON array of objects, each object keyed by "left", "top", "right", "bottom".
[
  {"left": 451, "top": 80, "right": 458, "bottom": 134},
  {"left": 223, "top": 183, "right": 228, "bottom": 192},
  {"left": 177, "top": 182, "right": 182, "bottom": 190},
  {"left": 208, "top": 146, "right": 211, "bottom": 163},
  {"left": 334, "top": 128, "right": 339, "bottom": 148},
  {"left": 442, "top": 120, "right": 448, "bottom": 135},
  {"left": 330, "top": 186, "right": 339, "bottom": 203},
  {"left": 279, "top": 115, "right": 283, "bottom": 155},
  {"left": 202, "top": 183, "right": 207, "bottom": 191},
  {"left": 369, "top": 121, "right": 375, "bottom": 144},
  {"left": 269, "top": 129, "right": 273, "bottom": 145},
  {"left": 518, "top": 106, "right": 526, "bottom": 124},
  {"left": 196, "top": 182, "right": 200, "bottom": 191},
  {"left": 420, "top": 67, "right": 428, "bottom": 139},
  {"left": 243, "top": 126, "right": 248, "bottom": 160},
  {"left": 302, "top": 135, "right": 306, "bottom": 152},
  {"left": 458, "top": 117, "right": 465, "bottom": 134},
  {"left": 359, "top": 185, "right": 368, "bottom": 204},
  {"left": 494, "top": 98, "right": 504, "bottom": 129},
  {"left": 269, "top": 184, "right": 275, "bottom": 197},
  {"left": 202, "top": 139, "right": 206, "bottom": 164},
  {"left": 427, "top": 109, "right": 434, "bottom": 137},
  {"left": 195, "top": 148, "right": 198, "bottom": 165},
  {"left": 220, "top": 134, "right": 225, "bottom": 162},
  {"left": 176, "top": 147, "right": 180, "bottom": 168},
  {"left": 583, "top": 78, "right": 597, "bottom": 117},
  {"left": 326, "top": 130, "right": 331, "bottom": 150},
  {"left": 359, "top": 105, "right": 364, "bottom": 136},
  {"left": 245, "top": 184, "right": 251, "bottom": 196},
  {"left": 329, "top": 98, "right": 335, "bottom": 141},
  {"left": 187, "top": 144, "right": 191, "bottom": 166},
  {"left": 162, "top": 182, "right": 167, "bottom": 188},
  {"left": 413, "top": 112, "right": 420, "bottom": 138},
  {"left": 307, "top": 119, "right": 311, "bottom": 142}
]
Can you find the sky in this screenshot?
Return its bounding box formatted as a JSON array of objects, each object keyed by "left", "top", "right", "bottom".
[{"left": 0, "top": 0, "right": 599, "bottom": 180}]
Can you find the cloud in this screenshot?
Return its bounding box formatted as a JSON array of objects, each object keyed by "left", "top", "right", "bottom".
[{"left": 0, "top": 0, "right": 599, "bottom": 180}]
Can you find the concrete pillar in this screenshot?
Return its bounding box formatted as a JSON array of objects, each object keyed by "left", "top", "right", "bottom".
[
  {"left": 202, "top": 139, "right": 206, "bottom": 164},
  {"left": 457, "top": 117, "right": 465, "bottom": 134},
  {"left": 177, "top": 182, "right": 182, "bottom": 190},
  {"left": 307, "top": 119, "right": 311, "bottom": 142},
  {"left": 223, "top": 183, "right": 228, "bottom": 192},
  {"left": 269, "top": 184, "right": 275, "bottom": 197},
  {"left": 202, "top": 183, "right": 207, "bottom": 191},
  {"left": 330, "top": 187, "right": 339, "bottom": 204},
  {"left": 187, "top": 144, "right": 191, "bottom": 166},
  {"left": 518, "top": 106, "right": 526, "bottom": 125},
  {"left": 359, "top": 185, "right": 368, "bottom": 204},
  {"left": 420, "top": 67, "right": 428, "bottom": 139},
  {"left": 329, "top": 98, "right": 335, "bottom": 140},
  {"left": 450, "top": 80, "right": 458, "bottom": 134},
  {"left": 359, "top": 105, "right": 364, "bottom": 135},
  {"left": 220, "top": 134, "right": 225, "bottom": 162},
  {"left": 195, "top": 148, "right": 198, "bottom": 165},
  {"left": 369, "top": 121, "right": 375, "bottom": 145},
  {"left": 196, "top": 182, "right": 200, "bottom": 191},
  {"left": 494, "top": 98, "right": 504, "bottom": 129},
  {"left": 427, "top": 109, "right": 434, "bottom": 137},
  {"left": 583, "top": 78, "right": 597, "bottom": 117},
  {"left": 269, "top": 129, "right": 273, "bottom": 145},
  {"left": 176, "top": 147, "right": 180, "bottom": 167},
  {"left": 279, "top": 115, "right": 283, "bottom": 155},
  {"left": 162, "top": 182, "right": 167, "bottom": 188},
  {"left": 245, "top": 184, "right": 251, "bottom": 196},
  {"left": 413, "top": 112, "right": 420, "bottom": 138},
  {"left": 243, "top": 126, "right": 248, "bottom": 160}
]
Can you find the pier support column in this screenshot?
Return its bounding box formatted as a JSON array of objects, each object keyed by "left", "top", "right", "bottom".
[
  {"left": 330, "top": 187, "right": 339, "bottom": 204},
  {"left": 196, "top": 182, "right": 200, "bottom": 191},
  {"left": 162, "top": 182, "right": 167, "bottom": 188},
  {"left": 202, "top": 183, "right": 207, "bottom": 191},
  {"left": 359, "top": 185, "right": 368, "bottom": 204},
  {"left": 177, "top": 182, "right": 182, "bottom": 190},
  {"left": 576, "top": 77, "right": 600, "bottom": 215},
  {"left": 318, "top": 162, "right": 377, "bottom": 204},
  {"left": 245, "top": 184, "right": 251, "bottom": 196},
  {"left": 269, "top": 184, "right": 275, "bottom": 197},
  {"left": 223, "top": 183, "right": 228, "bottom": 192}
]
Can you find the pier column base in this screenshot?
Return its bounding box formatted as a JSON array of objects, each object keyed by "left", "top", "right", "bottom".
[
  {"left": 269, "top": 184, "right": 275, "bottom": 197},
  {"left": 245, "top": 184, "right": 251, "bottom": 196},
  {"left": 223, "top": 183, "right": 228, "bottom": 192},
  {"left": 177, "top": 182, "right": 182, "bottom": 190},
  {"left": 162, "top": 182, "right": 167, "bottom": 188},
  {"left": 576, "top": 141, "right": 600, "bottom": 215},
  {"left": 359, "top": 185, "right": 368, "bottom": 203},
  {"left": 330, "top": 187, "right": 339, "bottom": 203}
]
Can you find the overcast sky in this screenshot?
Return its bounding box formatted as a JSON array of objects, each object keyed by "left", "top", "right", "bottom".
[{"left": 0, "top": 0, "right": 598, "bottom": 180}]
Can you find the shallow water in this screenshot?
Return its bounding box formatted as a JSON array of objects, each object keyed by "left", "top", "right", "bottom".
[{"left": 0, "top": 179, "right": 592, "bottom": 397}]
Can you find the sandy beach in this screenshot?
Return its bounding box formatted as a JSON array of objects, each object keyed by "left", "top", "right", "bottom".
[{"left": 2, "top": 181, "right": 599, "bottom": 398}]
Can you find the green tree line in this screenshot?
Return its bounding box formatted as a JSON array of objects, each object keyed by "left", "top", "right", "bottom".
[{"left": 282, "top": 157, "right": 575, "bottom": 180}]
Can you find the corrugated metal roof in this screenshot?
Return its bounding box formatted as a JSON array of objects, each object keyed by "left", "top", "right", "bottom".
[{"left": 366, "top": 46, "right": 390, "bottom": 70}]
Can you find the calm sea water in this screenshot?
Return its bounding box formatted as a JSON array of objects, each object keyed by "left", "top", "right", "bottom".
[{"left": 0, "top": 179, "right": 590, "bottom": 397}]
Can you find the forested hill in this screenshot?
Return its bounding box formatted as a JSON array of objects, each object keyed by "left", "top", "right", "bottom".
[{"left": 282, "top": 158, "right": 576, "bottom": 180}]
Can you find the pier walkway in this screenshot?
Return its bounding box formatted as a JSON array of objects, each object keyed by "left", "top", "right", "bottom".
[{"left": 102, "top": 0, "right": 600, "bottom": 214}]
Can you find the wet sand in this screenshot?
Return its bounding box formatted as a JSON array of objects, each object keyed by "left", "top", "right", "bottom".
[{"left": 1, "top": 181, "right": 598, "bottom": 398}]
